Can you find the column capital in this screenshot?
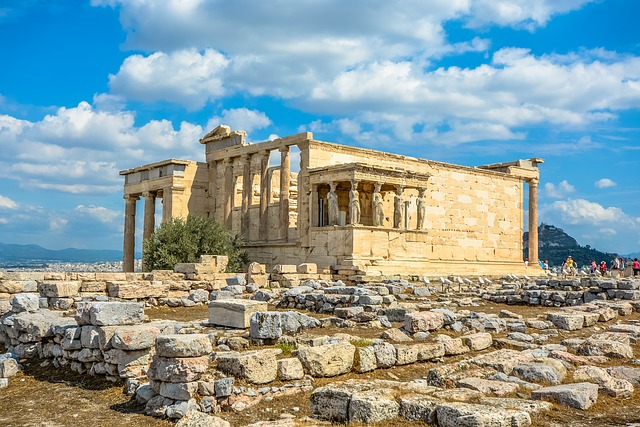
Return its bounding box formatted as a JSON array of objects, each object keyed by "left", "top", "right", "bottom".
[
  {"left": 142, "top": 190, "right": 156, "bottom": 198},
  {"left": 279, "top": 145, "right": 290, "bottom": 153},
  {"left": 528, "top": 178, "right": 540, "bottom": 187},
  {"left": 124, "top": 194, "right": 140, "bottom": 202}
]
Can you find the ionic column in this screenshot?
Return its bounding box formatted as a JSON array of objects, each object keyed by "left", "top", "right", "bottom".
[
  {"left": 528, "top": 178, "right": 540, "bottom": 264},
  {"left": 241, "top": 154, "right": 252, "bottom": 238},
  {"left": 223, "top": 158, "right": 233, "bottom": 229},
  {"left": 142, "top": 191, "right": 156, "bottom": 242},
  {"left": 123, "top": 194, "right": 139, "bottom": 272},
  {"left": 279, "top": 145, "right": 291, "bottom": 241},
  {"left": 393, "top": 185, "right": 405, "bottom": 229},
  {"left": 207, "top": 160, "right": 217, "bottom": 219},
  {"left": 259, "top": 150, "right": 270, "bottom": 240}
]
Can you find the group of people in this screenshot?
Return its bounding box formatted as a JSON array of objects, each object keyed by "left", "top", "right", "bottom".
[{"left": 536, "top": 255, "right": 640, "bottom": 277}]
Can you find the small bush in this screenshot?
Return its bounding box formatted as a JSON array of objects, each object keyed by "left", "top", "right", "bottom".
[
  {"left": 274, "top": 341, "right": 296, "bottom": 355},
  {"left": 351, "top": 338, "right": 374, "bottom": 348},
  {"left": 143, "top": 215, "right": 247, "bottom": 272}
]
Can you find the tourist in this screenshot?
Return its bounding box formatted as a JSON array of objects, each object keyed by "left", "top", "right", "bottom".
[
  {"left": 600, "top": 261, "right": 608, "bottom": 276},
  {"left": 543, "top": 260, "right": 549, "bottom": 271},
  {"left": 524, "top": 258, "right": 529, "bottom": 267},
  {"left": 590, "top": 260, "right": 597, "bottom": 274},
  {"left": 564, "top": 256, "right": 575, "bottom": 276},
  {"left": 633, "top": 258, "right": 640, "bottom": 276}
]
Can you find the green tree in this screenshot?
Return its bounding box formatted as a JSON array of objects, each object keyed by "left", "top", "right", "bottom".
[{"left": 142, "top": 215, "right": 247, "bottom": 272}]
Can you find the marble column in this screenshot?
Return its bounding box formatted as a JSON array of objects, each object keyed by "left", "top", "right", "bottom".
[
  {"left": 279, "top": 146, "right": 291, "bottom": 241},
  {"left": 528, "top": 178, "right": 540, "bottom": 264},
  {"left": 372, "top": 182, "right": 384, "bottom": 226},
  {"left": 142, "top": 191, "right": 156, "bottom": 242},
  {"left": 223, "top": 158, "right": 233, "bottom": 229},
  {"left": 349, "top": 180, "right": 360, "bottom": 225},
  {"left": 123, "top": 194, "right": 139, "bottom": 272},
  {"left": 393, "top": 185, "right": 405, "bottom": 229},
  {"left": 207, "top": 160, "right": 217, "bottom": 219},
  {"left": 241, "top": 154, "right": 252, "bottom": 238},
  {"left": 259, "top": 150, "right": 270, "bottom": 241},
  {"left": 327, "top": 181, "right": 339, "bottom": 226}
]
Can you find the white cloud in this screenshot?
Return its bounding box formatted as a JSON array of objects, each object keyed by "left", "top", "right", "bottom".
[
  {"left": 205, "top": 108, "right": 271, "bottom": 136},
  {"left": 49, "top": 217, "right": 68, "bottom": 231},
  {"left": 546, "top": 198, "right": 625, "bottom": 225},
  {"left": 599, "top": 228, "right": 617, "bottom": 236},
  {"left": 544, "top": 180, "right": 575, "bottom": 199},
  {"left": 466, "top": 0, "right": 596, "bottom": 29},
  {"left": 0, "top": 195, "right": 18, "bottom": 209},
  {"left": 595, "top": 178, "right": 616, "bottom": 188},
  {"left": 75, "top": 205, "right": 119, "bottom": 223},
  {"left": 109, "top": 49, "right": 229, "bottom": 109}
]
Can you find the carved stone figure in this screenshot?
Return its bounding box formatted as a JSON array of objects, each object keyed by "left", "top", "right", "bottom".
[
  {"left": 372, "top": 183, "right": 384, "bottom": 226},
  {"left": 416, "top": 188, "right": 427, "bottom": 230},
  {"left": 349, "top": 181, "right": 360, "bottom": 225},
  {"left": 327, "top": 182, "right": 339, "bottom": 226},
  {"left": 394, "top": 186, "right": 404, "bottom": 229}
]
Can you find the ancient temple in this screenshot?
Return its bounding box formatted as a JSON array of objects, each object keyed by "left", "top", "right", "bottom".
[{"left": 120, "top": 125, "right": 542, "bottom": 276}]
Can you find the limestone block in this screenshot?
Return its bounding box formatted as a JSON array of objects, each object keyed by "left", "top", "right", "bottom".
[
  {"left": 395, "top": 345, "right": 419, "bottom": 365},
  {"left": 461, "top": 332, "right": 493, "bottom": 351},
  {"left": 436, "top": 402, "right": 531, "bottom": 427},
  {"left": 148, "top": 355, "right": 209, "bottom": 383},
  {"left": 277, "top": 357, "right": 305, "bottom": 380},
  {"left": 214, "top": 377, "right": 234, "bottom": 397},
  {"left": 607, "top": 366, "right": 640, "bottom": 387},
  {"left": 272, "top": 264, "right": 297, "bottom": 274},
  {"left": 547, "top": 312, "right": 584, "bottom": 331},
  {"left": 49, "top": 297, "right": 74, "bottom": 310},
  {"left": 75, "top": 302, "right": 144, "bottom": 326},
  {"left": 532, "top": 383, "right": 599, "bottom": 410},
  {"left": 249, "top": 311, "right": 281, "bottom": 340},
  {"left": 0, "top": 281, "right": 25, "bottom": 294},
  {"left": 354, "top": 346, "right": 377, "bottom": 373},
  {"left": 457, "top": 377, "right": 520, "bottom": 396},
  {"left": 380, "top": 328, "right": 412, "bottom": 343},
  {"left": 247, "top": 262, "right": 265, "bottom": 275},
  {"left": 297, "top": 263, "right": 317, "bottom": 274},
  {"left": 470, "top": 349, "right": 535, "bottom": 375},
  {"left": 573, "top": 365, "right": 634, "bottom": 398},
  {"left": 404, "top": 311, "right": 445, "bottom": 332},
  {"left": 38, "top": 281, "right": 80, "bottom": 298},
  {"left": 112, "top": 325, "right": 162, "bottom": 351},
  {"left": 80, "top": 281, "right": 107, "bottom": 293},
  {"left": 399, "top": 393, "right": 438, "bottom": 423},
  {"left": 200, "top": 255, "right": 228, "bottom": 273},
  {"left": 349, "top": 389, "right": 400, "bottom": 423},
  {"left": 80, "top": 326, "right": 100, "bottom": 349},
  {"left": 297, "top": 341, "right": 355, "bottom": 377},
  {"left": 11, "top": 293, "right": 40, "bottom": 313},
  {"left": 217, "top": 349, "right": 277, "bottom": 384},
  {"left": 0, "top": 357, "right": 19, "bottom": 378},
  {"left": 95, "top": 273, "right": 127, "bottom": 281},
  {"left": 103, "top": 348, "right": 152, "bottom": 367},
  {"left": 107, "top": 281, "right": 169, "bottom": 299},
  {"left": 158, "top": 381, "right": 199, "bottom": 400},
  {"left": 577, "top": 339, "right": 633, "bottom": 359},
  {"left": 511, "top": 358, "right": 567, "bottom": 385},
  {"left": 156, "top": 334, "right": 212, "bottom": 358},
  {"left": 415, "top": 343, "right": 445, "bottom": 361},
  {"left": 225, "top": 275, "right": 246, "bottom": 286},
  {"left": 372, "top": 342, "right": 397, "bottom": 368},
  {"left": 334, "top": 306, "right": 364, "bottom": 319},
  {"left": 310, "top": 385, "right": 351, "bottom": 422},
  {"left": 208, "top": 300, "right": 268, "bottom": 329}
]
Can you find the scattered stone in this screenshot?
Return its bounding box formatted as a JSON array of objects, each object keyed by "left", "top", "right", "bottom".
[{"left": 532, "top": 383, "right": 599, "bottom": 410}]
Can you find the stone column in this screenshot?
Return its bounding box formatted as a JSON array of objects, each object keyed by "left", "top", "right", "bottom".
[
  {"left": 528, "top": 178, "right": 540, "bottom": 264},
  {"left": 207, "top": 160, "right": 217, "bottom": 219},
  {"left": 349, "top": 180, "right": 360, "bottom": 225},
  {"left": 393, "top": 185, "right": 405, "bottom": 229},
  {"left": 223, "top": 158, "right": 233, "bottom": 229},
  {"left": 259, "top": 150, "right": 270, "bottom": 241},
  {"left": 279, "top": 145, "right": 291, "bottom": 241},
  {"left": 142, "top": 191, "right": 156, "bottom": 242},
  {"left": 241, "top": 154, "right": 252, "bottom": 238},
  {"left": 372, "top": 182, "right": 384, "bottom": 226},
  {"left": 123, "top": 194, "right": 138, "bottom": 272},
  {"left": 161, "top": 187, "right": 172, "bottom": 222},
  {"left": 328, "top": 181, "right": 339, "bottom": 226}
]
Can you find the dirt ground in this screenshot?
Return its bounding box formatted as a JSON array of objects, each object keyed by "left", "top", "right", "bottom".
[{"left": 1, "top": 300, "right": 640, "bottom": 426}]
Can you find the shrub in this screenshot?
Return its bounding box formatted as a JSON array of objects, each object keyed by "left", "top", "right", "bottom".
[{"left": 142, "top": 215, "right": 247, "bottom": 272}]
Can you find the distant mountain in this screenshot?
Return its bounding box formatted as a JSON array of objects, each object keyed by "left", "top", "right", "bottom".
[
  {"left": 0, "top": 242, "right": 125, "bottom": 264},
  {"left": 524, "top": 223, "right": 618, "bottom": 267}
]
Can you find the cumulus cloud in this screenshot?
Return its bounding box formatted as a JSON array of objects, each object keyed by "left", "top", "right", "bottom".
[
  {"left": 595, "top": 178, "right": 616, "bottom": 188},
  {"left": 544, "top": 180, "right": 575, "bottom": 199},
  {"left": 49, "top": 216, "right": 68, "bottom": 231},
  {"left": 205, "top": 108, "right": 272, "bottom": 136},
  {"left": 466, "top": 0, "right": 596, "bottom": 29},
  {"left": 109, "top": 49, "right": 229, "bottom": 109},
  {"left": 0, "top": 195, "right": 18, "bottom": 209},
  {"left": 75, "top": 205, "right": 119, "bottom": 223},
  {"left": 545, "top": 199, "right": 625, "bottom": 225}
]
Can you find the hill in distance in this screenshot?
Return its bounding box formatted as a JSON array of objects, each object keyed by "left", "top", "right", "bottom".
[
  {"left": 524, "top": 223, "right": 623, "bottom": 267},
  {"left": 0, "top": 242, "right": 126, "bottom": 264}
]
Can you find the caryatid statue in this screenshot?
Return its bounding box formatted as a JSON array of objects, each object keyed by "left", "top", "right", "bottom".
[
  {"left": 416, "top": 188, "right": 427, "bottom": 230},
  {"left": 349, "top": 180, "right": 360, "bottom": 225},
  {"left": 372, "top": 182, "right": 384, "bottom": 226},
  {"left": 393, "top": 185, "right": 405, "bottom": 229},
  {"left": 327, "top": 181, "right": 339, "bottom": 226}
]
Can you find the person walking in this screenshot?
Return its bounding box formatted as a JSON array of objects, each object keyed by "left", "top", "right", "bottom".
[
  {"left": 600, "top": 261, "right": 608, "bottom": 276},
  {"left": 633, "top": 258, "right": 640, "bottom": 277}
]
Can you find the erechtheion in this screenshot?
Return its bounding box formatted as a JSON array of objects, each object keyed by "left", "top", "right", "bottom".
[{"left": 120, "top": 125, "right": 542, "bottom": 276}]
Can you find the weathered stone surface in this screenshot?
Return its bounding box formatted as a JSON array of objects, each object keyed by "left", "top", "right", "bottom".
[
  {"left": 395, "top": 345, "right": 419, "bottom": 365},
  {"left": 532, "top": 382, "right": 599, "bottom": 410},
  {"left": 434, "top": 336, "right": 470, "bottom": 356},
  {"left": 349, "top": 389, "right": 400, "bottom": 423},
  {"left": 0, "top": 281, "right": 25, "bottom": 294},
  {"left": 457, "top": 377, "right": 519, "bottom": 396},
  {"left": 158, "top": 381, "right": 199, "bottom": 400},
  {"left": 249, "top": 311, "right": 319, "bottom": 339},
  {"left": 0, "top": 357, "right": 19, "bottom": 378},
  {"left": 107, "top": 282, "right": 169, "bottom": 299},
  {"left": 11, "top": 293, "right": 40, "bottom": 313},
  {"left": 461, "top": 332, "right": 493, "bottom": 351},
  {"left": 298, "top": 341, "right": 355, "bottom": 377},
  {"left": 607, "top": 366, "right": 640, "bottom": 387},
  {"left": 148, "top": 355, "right": 210, "bottom": 383},
  {"left": 436, "top": 402, "right": 532, "bottom": 427},
  {"left": 380, "top": 328, "right": 412, "bottom": 342},
  {"left": 174, "top": 410, "right": 230, "bottom": 427},
  {"left": 156, "top": 334, "right": 213, "bottom": 358},
  {"left": 103, "top": 348, "right": 152, "bottom": 367},
  {"left": 470, "top": 349, "right": 535, "bottom": 375},
  {"left": 354, "top": 346, "right": 377, "bottom": 373},
  {"left": 75, "top": 302, "right": 144, "bottom": 326},
  {"left": 208, "top": 300, "right": 268, "bottom": 329},
  {"left": 573, "top": 365, "right": 634, "bottom": 398},
  {"left": 415, "top": 343, "right": 445, "bottom": 361},
  {"left": 404, "top": 311, "right": 445, "bottom": 332},
  {"left": 112, "top": 325, "right": 161, "bottom": 350},
  {"left": 217, "top": 349, "right": 277, "bottom": 384},
  {"left": 511, "top": 358, "right": 567, "bottom": 385},
  {"left": 310, "top": 385, "right": 351, "bottom": 421},
  {"left": 399, "top": 393, "right": 438, "bottom": 423},
  {"left": 577, "top": 338, "right": 634, "bottom": 359},
  {"left": 277, "top": 357, "right": 304, "bottom": 380},
  {"left": 372, "top": 342, "right": 397, "bottom": 368},
  {"left": 39, "top": 281, "right": 80, "bottom": 298}
]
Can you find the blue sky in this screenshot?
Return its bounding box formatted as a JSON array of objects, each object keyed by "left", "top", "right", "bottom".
[{"left": 0, "top": 0, "right": 639, "bottom": 256}]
